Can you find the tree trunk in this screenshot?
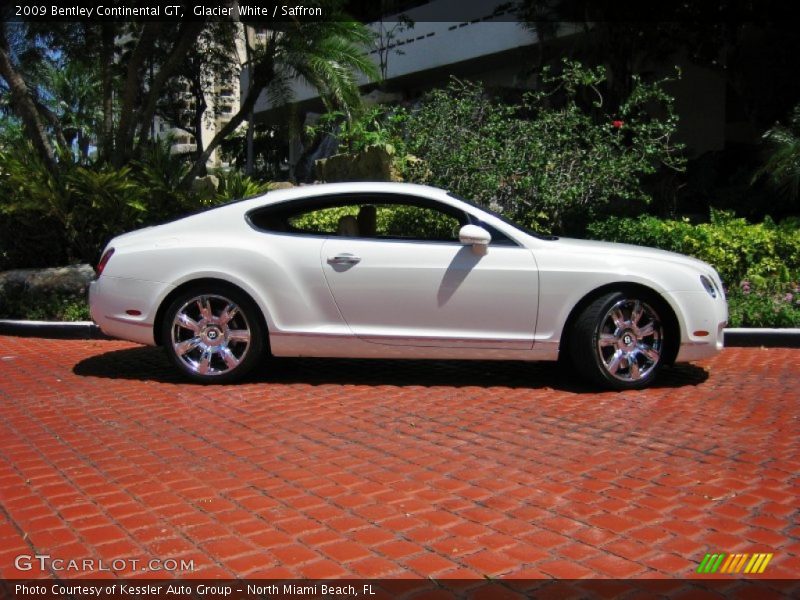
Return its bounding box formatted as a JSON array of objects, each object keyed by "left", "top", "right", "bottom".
[
  {"left": 135, "top": 21, "right": 206, "bottom": 151},
  {"left": 244, "top": 25, "right": 255, "bottom": 175},
  {"left": 181, "top": 57, "right": 275, "bottom": 187},
  {"left": 99, "top": 22, "right": 115, "bottom": 163},
  {"left": 114, "top": 22, "right": 163, "bottom": 167},
  {"left": 0, "top": 26, "right": 58, "bottom": 174}
]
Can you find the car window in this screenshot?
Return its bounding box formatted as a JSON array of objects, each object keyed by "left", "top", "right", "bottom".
[
  {"left": 250, "top": 195, "right": 466, "bottom": 243},
  {"left": 290, "top": 203, "right": 462, "bottom": 241},
  {"left": 247, "top": 193, "right": 518, "bottom": 245}
]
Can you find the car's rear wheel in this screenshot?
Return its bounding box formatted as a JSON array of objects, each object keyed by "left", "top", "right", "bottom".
[
  {"left": 570, "top": 291, "right": 666, "bottom": 390},
  {"left": 162, "top": 286, "right": 266, "bottom": 383}
]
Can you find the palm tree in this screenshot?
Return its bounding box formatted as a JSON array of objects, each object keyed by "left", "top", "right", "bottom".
[
  {"left": 181, "top": 17, "right": 378, "bottom": 186},
  {"left": 757, "top": 104, "right": 800, "bottom": 204},
  {"left": 42, "top": 60, "right": 101, "bottom": 162}
]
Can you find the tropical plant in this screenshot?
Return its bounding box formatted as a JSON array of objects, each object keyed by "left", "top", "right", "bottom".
[
  {"left": 2, "top": 4, "right": 377, "bottom": 184},
  {"left": 306, "top": 105, "right": 407, "bottom": 155},
  {"left": 214, "top": 169, "right": 274, "bottom": 202},
  {"left": 41, "top": 60, "right": 101, "bottom": 162},
  {"left": 755, "top": 103, "right": 800, "bottom": 205},
  {"left": 587, "top": 210, "right": 800, "bottom": 286},
  {"left": 402, "top": 61, "right": 685, "bottom": 233},
  {"left": 182, "top": 15, "right": 378, "bottom": 185}
]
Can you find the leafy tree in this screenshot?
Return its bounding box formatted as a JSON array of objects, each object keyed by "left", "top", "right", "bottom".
[
  {"left": 156, "top": 21, "right": 240, "bottom": 170},
  {"left": 181, "top": 16, "right": 378, "bottom": 185},
  {"left": 756, "top": 104, "right": 800, "bottom": 206},
  {"left": 1, "top": 2, "right": 377, "bottom": 184},
  {"left": 402, "top": 61, "right": 685, "bottom": 234}
]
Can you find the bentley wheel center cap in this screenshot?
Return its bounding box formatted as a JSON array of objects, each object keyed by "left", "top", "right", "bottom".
[{"left": 204, "top": 327, "right": 223, "bottom": 344}]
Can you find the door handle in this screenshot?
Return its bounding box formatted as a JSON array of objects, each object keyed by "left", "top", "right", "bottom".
[{"left": 327, "top": 253, "right": 361, "bottom": 265}]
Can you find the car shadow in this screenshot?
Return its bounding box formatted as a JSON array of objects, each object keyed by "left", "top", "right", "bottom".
[{"left": 73, "top": 346, "right": 709, "bottom": 392}]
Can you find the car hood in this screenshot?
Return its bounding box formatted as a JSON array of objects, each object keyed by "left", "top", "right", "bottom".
[{"left": 550, "top": 237, "right": 716, "bottom": 274}]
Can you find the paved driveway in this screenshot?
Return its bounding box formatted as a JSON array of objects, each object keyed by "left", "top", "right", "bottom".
[{"left": 0, "top": 336, "right": 797, "bottom": 581}]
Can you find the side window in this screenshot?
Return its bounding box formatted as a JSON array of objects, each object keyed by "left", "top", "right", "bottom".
[
  {"left": 289, "top": 205, "right": 359, "bottom": 234},
  {"left": 373, "top": 204, "right": 461, "bottom": 241},
  {"left": 249, "top": 195, "right": 484, "bottom": 243}
]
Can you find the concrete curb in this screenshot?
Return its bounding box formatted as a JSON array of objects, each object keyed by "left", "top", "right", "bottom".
[
  {"left": 723, "top": 328, "right": 800, "bottom": 348},
  {"left": 1, "top": 319, "right": 799, "bottom": 347},
  {"left": 0, "top": 320, "right": 111, "bottom": 340}
]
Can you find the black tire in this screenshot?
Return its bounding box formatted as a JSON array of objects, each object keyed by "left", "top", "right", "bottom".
[
  {"left": 161, "top": 284, "right": 267, "bottom": 384},
  {"left": 569, "top": 290, "right": 666, "bottom": 390}
]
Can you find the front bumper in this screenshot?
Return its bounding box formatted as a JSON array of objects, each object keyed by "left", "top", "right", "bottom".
[{"left": 667, "top": 290, "right": 728, "bottom": 362}]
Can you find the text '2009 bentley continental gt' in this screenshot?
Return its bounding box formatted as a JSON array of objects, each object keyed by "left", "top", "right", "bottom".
[{"left": 89, "top": 182, "right": 727, "bottom": 389}]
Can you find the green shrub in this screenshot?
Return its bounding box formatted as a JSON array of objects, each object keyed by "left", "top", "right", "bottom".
[
  {"left": 726, "top": 284, "right": 800, "bottom": 328},
  {"left": 0, "top": 288, "right": 90, "bottom": 321},
  {"left": 586, "top": 210, "right": 800, "bottom": 286},
  {"left": 401, "top": 61, "right": 685, "bottom": 234},
  {"left": 214, "top": 170, "right": 274, "bottom": 202},
  {"left": 307, "top": 106, "right": 407, "bottom": 155},
  {"left": 291, "top": 204, "right": 456, "bottom": 239},
  {"left": 0, "top": 141, "right": 205, "bottom": 268},
  {"left": 587, "top": 212, "right": 800, "bottom": 327}
]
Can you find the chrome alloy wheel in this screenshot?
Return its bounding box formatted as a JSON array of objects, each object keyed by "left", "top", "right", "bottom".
[
  {"left": 170, "top": 294, "right": 251, "bottom": 377},
  {"left": 596, "top": 298, "right": 663, "bottom": 382}
]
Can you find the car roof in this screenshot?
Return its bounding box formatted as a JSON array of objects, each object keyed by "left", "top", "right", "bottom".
[{"left": 226, "top": 182, "right": 453, "bottom": 213}]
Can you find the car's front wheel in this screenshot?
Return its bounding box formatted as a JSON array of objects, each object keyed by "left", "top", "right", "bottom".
[
  {"left": 570, "top": 291, "right": 666, "bottom": 390},
  {"left": 162, "top": 285, "right": 266, "bottom": 383}
]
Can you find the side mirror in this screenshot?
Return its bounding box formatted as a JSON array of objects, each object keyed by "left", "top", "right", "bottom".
[{"left": 459, "top": 224, "right": 492, "bottom": 246}]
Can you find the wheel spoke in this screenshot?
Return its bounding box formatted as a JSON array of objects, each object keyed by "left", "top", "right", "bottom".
[
  {"left": 638, "top": 322, "right": 655, "bottom": 338},
  {"left": 219, "top": 303, "right": 239, "bottom": 325},
  {"left": 175, "top": 337, "right": 202, "bottom": 356},
  {"left": 598, "top": 333, "right": 617, "bottom": 347},
  {"left": 628, "top": 354, "right": 641, "bottom": 380},
  {"left": 638, "top": 344, "right": 661, "bottom": 363},
  {"left": 220, "top": 347, "right": 240, "bottom": 369},
  {"left": 176, "top": 312, "right": 200, "bottom": 333},
  {"left": 197, "top": 297, "right": 212, "bottom": 322},
  {"left": 611, "top": 308, "right": 625, "bottom": 331},
  {"left": 228, "top": 329, "right": 250, "bottom": 343},
  {"left": 631, "top": 301, "right": 643, "bottom": 327},
  {"left": 197, "top": 348, "right": 213, "bottom": 374},
  {"left": 607, "top": 350, "right": 624, "bottom": 374}
]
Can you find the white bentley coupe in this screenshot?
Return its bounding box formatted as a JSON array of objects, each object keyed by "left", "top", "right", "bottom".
[{"left": 89, "top": 182, "right": 728, "bottom": 389}]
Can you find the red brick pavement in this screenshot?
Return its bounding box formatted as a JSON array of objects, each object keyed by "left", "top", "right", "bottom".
[{"left": 0, "top": 337, "right": 798, "bottom": 580}]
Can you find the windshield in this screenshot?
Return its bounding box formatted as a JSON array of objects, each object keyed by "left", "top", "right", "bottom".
[{"left": 447, "top": 192, "right": 557, "bottom": 240}]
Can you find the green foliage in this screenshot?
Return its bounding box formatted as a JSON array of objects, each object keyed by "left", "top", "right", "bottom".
[
  {"left": 0, "top": 288, "right": 90, "bottom": 321},
  {"left": 726, "top": 283, "right": 800, "bottom": 328},
  {"left": 306, "top": 105, "right": 408, "bottom": 155},
  {"left": 0, "top": 146, "right": 144, "bottom": 264},
  {"left": 291, "top": 205, "right": 358, "bottom": 232},
  {"left": 214, "top": 170, "right": 274, "bottom": 202},
  {"left": 0, "top": 140, "right": 201, "bottom": 268},
  {"left": 756, "top": 103, "right": 800, "bottom": 205},
  {"left": 586, "top": 210, "right": 800, "bottom": 286},
  {"left": 401, "top": 61, "right": 685, "bottom": 234},
  {"left": 587, "top": 212, "right": 800, "bottom": 327},
  {"left": 290, "top": 204, "right": 457, "bottom": 240}
]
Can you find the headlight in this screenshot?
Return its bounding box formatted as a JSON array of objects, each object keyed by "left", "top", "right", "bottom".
[{"left": 700, "top": 275, "right": 717, "bottom": 298}]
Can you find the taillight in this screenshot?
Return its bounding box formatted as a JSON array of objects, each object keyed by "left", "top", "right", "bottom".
[{"left": 96, "top": 248, "right": 115, "bottom": 276}]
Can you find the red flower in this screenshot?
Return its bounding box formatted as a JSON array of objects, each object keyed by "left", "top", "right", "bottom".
[{"left": 611, "top": 120, "right": 624, "bottom": 129}]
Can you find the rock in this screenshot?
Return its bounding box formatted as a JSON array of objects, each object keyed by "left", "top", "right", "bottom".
[
  {"left": 315, "top": 144, "right": 401, "bottom": 183},
  {"left": 191, "top": 174, "right": 220, "bottom": 199},
  {"left": 0, "top": 264, "right": 95, "bottom": 299},
  {"left": 266, "top": 181, "right": 295, "bottom": 190}
]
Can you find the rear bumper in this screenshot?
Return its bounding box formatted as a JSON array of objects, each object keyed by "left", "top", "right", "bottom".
[{"left": 89, "top": 276, "right": 172, "bottom": 346}]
